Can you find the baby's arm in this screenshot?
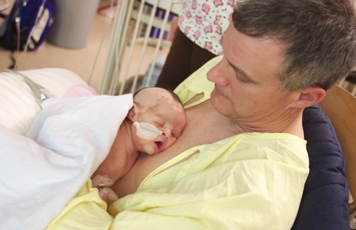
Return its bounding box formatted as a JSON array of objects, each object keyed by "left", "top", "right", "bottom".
[
  {"left": 92, "top": 150, "right": 139, "bottom": 209},
  {"left": 96, "top": 153, "right": 139, "bottom": 209}
]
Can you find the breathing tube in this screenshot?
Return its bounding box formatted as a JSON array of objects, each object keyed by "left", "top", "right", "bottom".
[{"left": 133, "top": 121, "right": 163, "bottom": 140}]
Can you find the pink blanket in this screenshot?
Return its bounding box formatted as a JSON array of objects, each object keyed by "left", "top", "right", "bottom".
[{"left": 63, "top": 85, "right": 98, "bottom": 98}]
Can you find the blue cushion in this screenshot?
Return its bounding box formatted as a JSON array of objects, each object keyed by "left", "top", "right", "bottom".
[{"left": 291, "top": 104, "right": 350, "bottom": 230}]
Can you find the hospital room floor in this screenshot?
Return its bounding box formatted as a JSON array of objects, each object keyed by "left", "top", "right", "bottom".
[{"left": 0, "top": 0, "right": 170, "bottom": 92}]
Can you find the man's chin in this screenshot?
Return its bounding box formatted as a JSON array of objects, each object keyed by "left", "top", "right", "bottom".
[
  {"left": 211, "top": 89, "right": 225, "bottom": 108},
  {"left": 211, "top": 97, "right": 224, "bottom": 114},
  {"left": 210, "top": 93, "right": 234, "bottom": 118}
]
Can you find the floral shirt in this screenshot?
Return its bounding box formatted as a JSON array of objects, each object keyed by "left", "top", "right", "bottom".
[{"left": 178, "top": 0, "right": 235, "bottom": 55}]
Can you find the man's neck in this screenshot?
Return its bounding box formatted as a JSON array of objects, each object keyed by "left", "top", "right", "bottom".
[
  {"left": 232, "top": 108, "right": 305, "bottom": 138},
  {"left": 192, "top": 99, "right": 305, "bottom": 138}
]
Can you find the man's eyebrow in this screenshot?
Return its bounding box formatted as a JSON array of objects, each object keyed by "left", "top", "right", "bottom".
[{"left": 227, "top": 60, "right": 258, "bottom": 84}]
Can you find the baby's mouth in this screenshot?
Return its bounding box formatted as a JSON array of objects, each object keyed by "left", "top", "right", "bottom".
[{"left": 154, "top": 141, "right": 164, "bottom": 152}]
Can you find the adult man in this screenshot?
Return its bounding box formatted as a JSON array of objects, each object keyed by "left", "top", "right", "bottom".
[
  {"left": 48, "top": 0, "right": 356, "bottom": 229},
  {"left": 109, "top": 0, "right": 356, "bottom": 228}
]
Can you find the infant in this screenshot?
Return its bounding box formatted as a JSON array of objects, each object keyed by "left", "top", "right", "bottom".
[{"left": 91, "top": 87, "right": 187, "bottom": 206}]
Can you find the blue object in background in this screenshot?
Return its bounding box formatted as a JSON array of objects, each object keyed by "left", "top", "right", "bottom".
[
  {"left": 149, "top": 8, "right": 175, "bottom": 40},
  {"left": 139, "top": 54, "right": 167, "bottom": 88}
]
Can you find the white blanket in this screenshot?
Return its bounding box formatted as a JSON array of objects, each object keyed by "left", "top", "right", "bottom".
[{"left": 0, "top": 94, "right": 133, "bottom": 230}]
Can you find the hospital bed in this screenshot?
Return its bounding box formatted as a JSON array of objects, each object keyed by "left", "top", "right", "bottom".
[{"left": 0, "top": 68, "right": 88, "bottom": 135}]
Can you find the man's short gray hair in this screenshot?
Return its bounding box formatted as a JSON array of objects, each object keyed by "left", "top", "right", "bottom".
[{"left": 232, "top": 0, "right": 356, "bottom": 91}]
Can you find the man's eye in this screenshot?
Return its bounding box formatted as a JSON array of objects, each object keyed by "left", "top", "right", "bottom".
[{"left": 235, "top": 72, "right": 247, "bottom": 83}]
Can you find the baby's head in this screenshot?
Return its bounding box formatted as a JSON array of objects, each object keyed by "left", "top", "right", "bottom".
[{"left": 127, "top": 87, "right": 187, "bottom": 155}]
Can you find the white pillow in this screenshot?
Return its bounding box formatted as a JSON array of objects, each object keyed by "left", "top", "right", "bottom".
[
  {"left": 0, "top": 94, "right": 133, "bottom": 230},
  {"left": 0, "top": 68, "right": 88, "bottom": 135}
]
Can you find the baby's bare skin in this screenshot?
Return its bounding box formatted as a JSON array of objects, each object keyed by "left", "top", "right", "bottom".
[
  {"left": 111, "top": 96, "right": 243, "bottom": 197},
  {"left": 92, "top": 121, "right": 139, "bottom": 183},
  {"left": 92, "top": 88, "right": 186, "bottom": 205}
]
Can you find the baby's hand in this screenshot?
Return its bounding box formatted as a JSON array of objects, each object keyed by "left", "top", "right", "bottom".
[{"left": 98, "top": 187, "right": 119, "bottom": 210}]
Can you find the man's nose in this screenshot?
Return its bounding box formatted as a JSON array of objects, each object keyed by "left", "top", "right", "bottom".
[{"left": 207, "top": 61, "right": 228, "bottom": 87}]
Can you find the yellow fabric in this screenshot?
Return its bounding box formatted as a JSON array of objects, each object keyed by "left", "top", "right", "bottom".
[
  {"left": 47, "top": 56, "right": 309, "bottom": 229},
  {"left": 46, "top": 180, "right": 112, "bottom": 230}
]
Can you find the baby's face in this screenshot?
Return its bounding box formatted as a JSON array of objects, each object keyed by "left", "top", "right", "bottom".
[
  {"left": 134, "top": 102, "right": 186, "bottom": 155},
  {"left": 130, "top": 89, "right": 186, "bottom": 155}
]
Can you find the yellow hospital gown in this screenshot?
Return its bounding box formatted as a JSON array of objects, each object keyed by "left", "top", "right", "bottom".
[{"left": 47, "top": 56, "right": 309, "bottom": 230}]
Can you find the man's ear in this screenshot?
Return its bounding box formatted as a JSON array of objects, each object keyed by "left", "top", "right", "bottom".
[
  {"left": 290, "top": 87, "right": 326, "bottom": 109},
  {"left": 127, "top": 103, "right": 138, "bottom": 122}
]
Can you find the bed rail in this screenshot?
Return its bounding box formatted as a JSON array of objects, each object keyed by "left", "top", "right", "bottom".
[{"left": 99, "top": 0, "right": 180, "bottom": 96}]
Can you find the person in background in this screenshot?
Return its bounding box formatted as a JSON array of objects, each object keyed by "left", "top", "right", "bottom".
[{"left": 155, "top": 0, "right": 234, "bottom": 90}]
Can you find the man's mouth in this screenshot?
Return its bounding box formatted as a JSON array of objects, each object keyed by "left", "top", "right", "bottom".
[
  {"left": 214, "top": 85, "right": 222, "bottom": 96},
  {"left": 214, "top": 85, "right": 228, "bottom": 99}
]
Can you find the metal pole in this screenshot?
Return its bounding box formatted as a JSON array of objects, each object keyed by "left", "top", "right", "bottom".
[
  {"left": 99, "top": 0, "right": 125, "bottom": 94},
  {"left": 130, "top": 0, "right": 160, "bottom": 93},
  {"left": 109, "top": 0, "right": 135, "bottom": 95},
  {"left": 118, "top": 0, "right": 146, "bottom": 95},
  {"left": 145, "top": 0, "right": 173, "bottom": 87}
]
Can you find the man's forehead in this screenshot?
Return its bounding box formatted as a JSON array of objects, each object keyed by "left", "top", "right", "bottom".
[
  {"left": 222, "top": 23, "right": 286, "bottom": 82},
  {"left": 223, "top": 23, "right": 284, "bottom": 53}
]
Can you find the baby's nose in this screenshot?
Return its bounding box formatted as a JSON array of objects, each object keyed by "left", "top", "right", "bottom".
[{"left": 162, "top": 130, "right": 171, "bottom": 139}]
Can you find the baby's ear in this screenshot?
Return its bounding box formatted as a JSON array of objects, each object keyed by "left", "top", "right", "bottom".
[{"left": 127, "top": 103, "right": 137, "bottom": 121}]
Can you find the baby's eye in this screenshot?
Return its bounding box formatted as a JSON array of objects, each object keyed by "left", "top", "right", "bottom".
[
  {"left": 155, "top": 121, "right": 164, "bottom": 127},
  {"left": 172, "top": 132, "right": 180, "bottom": 138}
]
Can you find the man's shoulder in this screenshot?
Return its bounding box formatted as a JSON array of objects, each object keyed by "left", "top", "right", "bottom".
[{"left": 226, "top": 132, "right": 308, "bottom": 170}]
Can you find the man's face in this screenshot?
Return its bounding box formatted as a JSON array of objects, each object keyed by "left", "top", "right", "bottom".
[{"left": 207, "top": 24, "right": 296, "bottom": 123}]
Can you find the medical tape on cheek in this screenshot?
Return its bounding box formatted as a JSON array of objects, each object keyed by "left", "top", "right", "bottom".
[{"left": 133, "top": 121, "right": 163, "bottom": 140}]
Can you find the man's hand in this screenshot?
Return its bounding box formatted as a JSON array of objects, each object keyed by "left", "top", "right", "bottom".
[{"left": 168, "top": 17, "right": 179, "bottom": 42}]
